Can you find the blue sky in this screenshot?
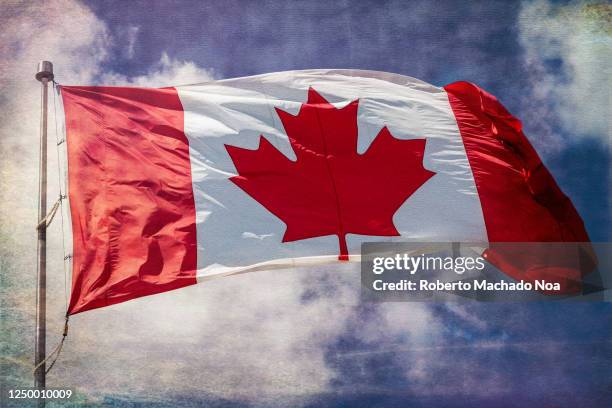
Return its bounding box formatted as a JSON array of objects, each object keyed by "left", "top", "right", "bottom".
[{"left": 1, "top": 1, "right": 610, "bottom": 407}]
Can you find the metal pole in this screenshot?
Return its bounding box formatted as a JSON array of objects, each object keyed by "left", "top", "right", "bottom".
[{"left": 35, "top": 60, "right": 53, "bottom": 407}]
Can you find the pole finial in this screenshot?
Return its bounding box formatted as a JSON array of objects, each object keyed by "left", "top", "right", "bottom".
[{"left": 35, "top": 61, "right": 54, "bottom": 82}]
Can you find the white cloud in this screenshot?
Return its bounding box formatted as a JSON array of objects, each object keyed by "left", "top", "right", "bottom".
[
  {"left": 102, "top": 52, "right": 215, "bottom": 87},
  {"left": 518, "top": 0, "right": 611, "bottom": 146},
  {"left": 125, "top": 25, "right": 140, "bottom": 59},
  {"left": 356, "top": 302, "right": 439, "bottom": 345},
  {"left": 57, "top": 266, "right": 361, "bottom": 404}
]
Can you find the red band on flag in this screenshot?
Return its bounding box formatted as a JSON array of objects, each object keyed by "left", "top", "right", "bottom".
[
  {"left": 62, "top": 86, "right": 197, "bottom": 314},
  {"left": 444, "top": 81, "right": 594, "bottom": 292}
]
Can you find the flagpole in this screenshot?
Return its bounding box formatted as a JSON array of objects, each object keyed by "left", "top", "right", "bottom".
[{"left": 35, "top": 60, "right": 53, "bottom": 407}]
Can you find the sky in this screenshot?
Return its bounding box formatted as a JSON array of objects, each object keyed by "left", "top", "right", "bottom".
[{"left": 0, "top": 0, "right": 611, "bottom": 407}]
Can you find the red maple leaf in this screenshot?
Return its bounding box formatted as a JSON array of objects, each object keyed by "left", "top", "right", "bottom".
[{"left": 225, "top": 87, "right": 435, "bottom": 260}]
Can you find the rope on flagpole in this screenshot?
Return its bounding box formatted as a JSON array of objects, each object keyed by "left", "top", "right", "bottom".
[
  {"left": 33, "top": 316, "right": 69, "bottom": 376},
  {"left": 35, "top": 195, "right": 63, "bottom": 231}
]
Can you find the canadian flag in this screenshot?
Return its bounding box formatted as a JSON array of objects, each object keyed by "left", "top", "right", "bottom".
[{"left": 60, "top": 70, "right": 591, "bottom": 314}]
